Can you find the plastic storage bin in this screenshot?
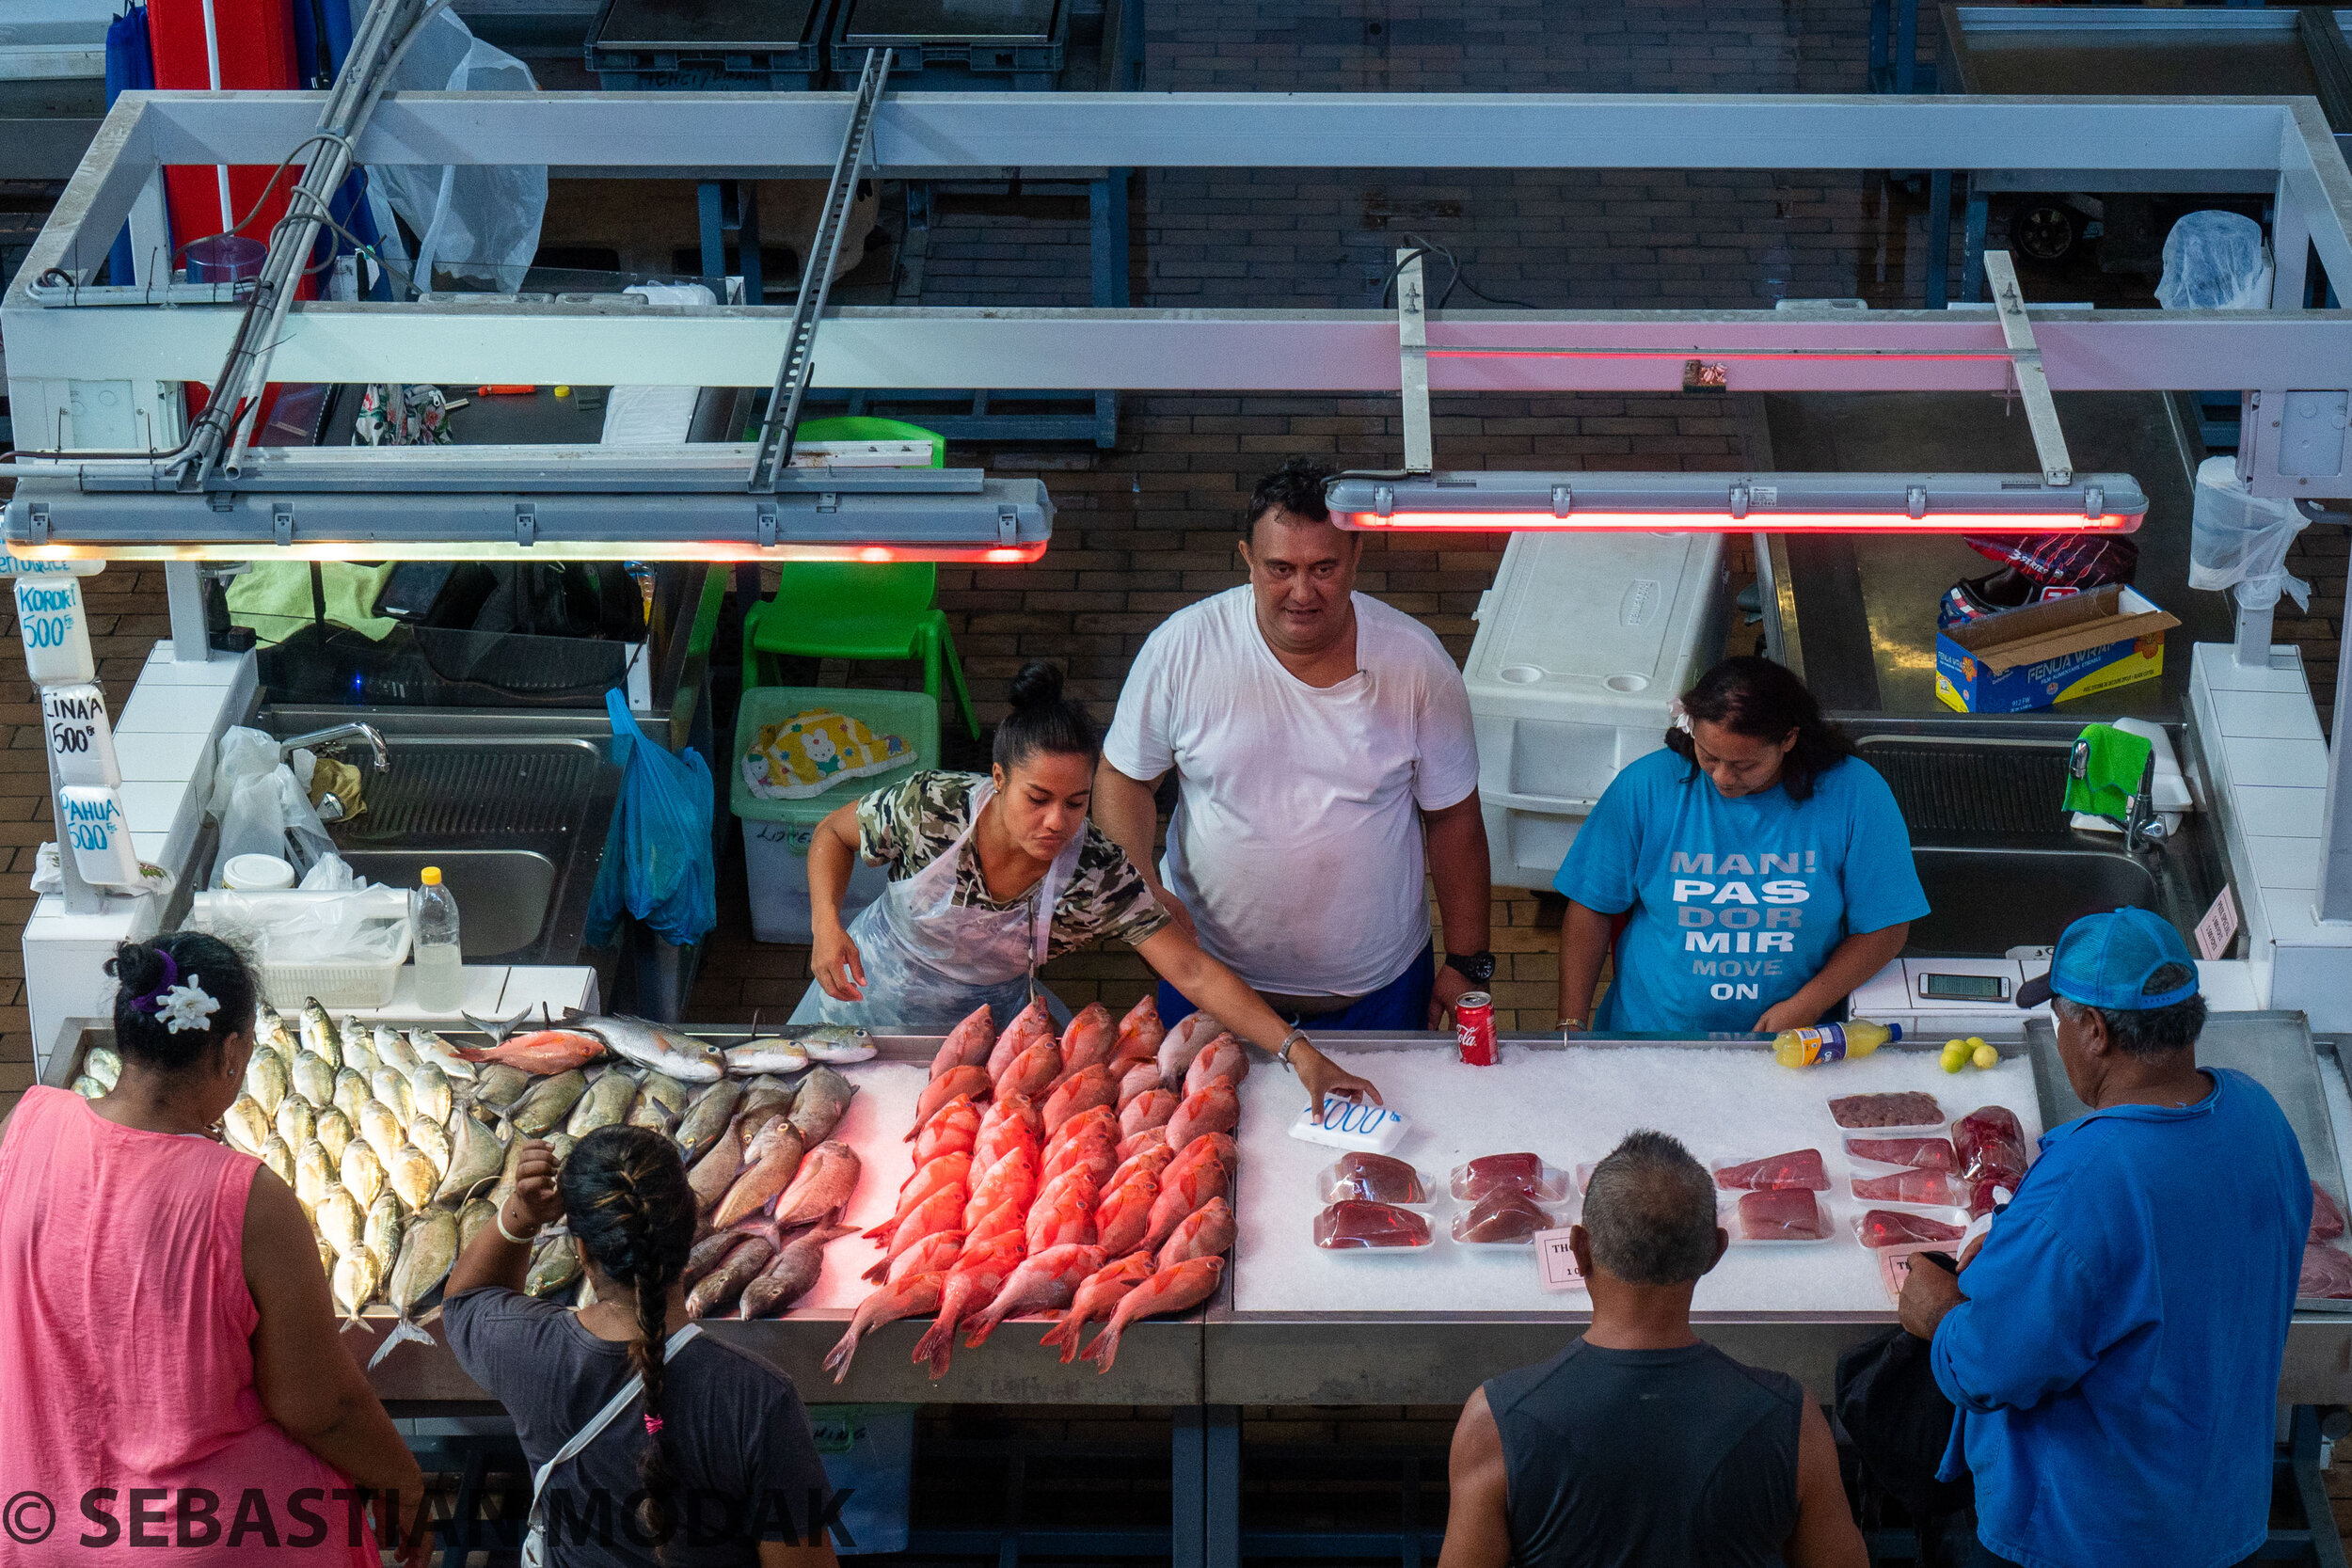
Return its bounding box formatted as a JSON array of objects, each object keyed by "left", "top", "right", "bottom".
[
  {"left": 1464, "top": 531, "right": 1728, "bottom": 887},
  {"left": 733, "top": 685, "right": 941, "bottom": 944}
]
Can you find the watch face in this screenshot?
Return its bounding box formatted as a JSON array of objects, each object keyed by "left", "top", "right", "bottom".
[{"left": 1452, "top": 954, "right": 1495, "bottom": 984}]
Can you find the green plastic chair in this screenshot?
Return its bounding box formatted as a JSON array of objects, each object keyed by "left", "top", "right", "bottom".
[{"left": 739, "top": 417, "right": 979, "bottom": 737}]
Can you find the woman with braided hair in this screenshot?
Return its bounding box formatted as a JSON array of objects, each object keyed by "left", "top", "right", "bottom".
[{"left": 445, "top": 1126, "right": 836, "bottom": 1566}]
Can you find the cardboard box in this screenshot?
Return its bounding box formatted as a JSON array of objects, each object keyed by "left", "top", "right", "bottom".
[{"left": 1934, "top": 584, "right": 2181, "bottom": 714}]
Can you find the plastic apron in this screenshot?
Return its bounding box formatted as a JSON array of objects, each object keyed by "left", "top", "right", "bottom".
[{"left": 791, "top": 779, "right": 1081, "bottom": 1030}]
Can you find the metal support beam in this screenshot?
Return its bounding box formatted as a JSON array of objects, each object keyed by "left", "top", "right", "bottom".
[
  {"left": 1396, "top": 250, "right": 1433, "bottom": 475},
  {"left": 1961, "top": 183, "right": 1990, "bottom": 303},
  {"left": 164, "top": 562, "right": 210, "bottom": 662},
  {"left": 1982, "top": 249, "right": 2074, "bottom": 485},
  {"left": 2321, "top": 557, "right": 2352, "bottom": 922},
  {"left": 1925, "top": 169, "right": 1952, "bottom": 309}
]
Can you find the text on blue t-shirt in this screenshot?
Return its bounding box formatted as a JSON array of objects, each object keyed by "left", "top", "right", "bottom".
[{"left": 1552, "top": 748, "right": 1929, "bottom": 1034}]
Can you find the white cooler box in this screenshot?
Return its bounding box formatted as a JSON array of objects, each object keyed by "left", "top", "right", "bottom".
[{"left": 1467, "top": 531, "right": 1730, "bottom": 887}]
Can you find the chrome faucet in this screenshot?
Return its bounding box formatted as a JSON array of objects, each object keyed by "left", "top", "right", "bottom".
[
  {"left": 278, "top": 722, "right": 390, "bottom": 774},
  {"left": 2122, "top": 753, "right": 2168, "bottom": 854}
]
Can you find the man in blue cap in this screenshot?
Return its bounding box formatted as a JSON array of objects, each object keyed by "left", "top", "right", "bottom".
[{"left": 1897, "top": 907, "right": 2308, "bottom": 1568}]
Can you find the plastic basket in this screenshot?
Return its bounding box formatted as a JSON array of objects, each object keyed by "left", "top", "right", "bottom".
[{"left": 256, "top": 918, "right": 413, "bottom": 1010}]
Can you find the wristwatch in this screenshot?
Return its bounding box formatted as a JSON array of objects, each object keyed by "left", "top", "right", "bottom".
[{"left": 1443, "top": 950, "right": 1497, "bottom": 987}]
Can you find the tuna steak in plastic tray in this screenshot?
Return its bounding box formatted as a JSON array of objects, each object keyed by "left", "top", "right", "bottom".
[
  {"left": 1828, "top": 1092, "right": 1944, "bottom": 1133},
  {"left": 2312, "top": 1183, "right": 2345, "bottom": 1243},
  {"left": 1712, "top": 1148, "right": 1830, "bottom": 1192},
  {"left": 1955, "top": 1106, "right": 2029, "bottom": 1185},
  {"left": 2301, "top": 1244, "right": 2352, "bottom": 1299},
  {"left": 1851, "top": 1168, "right": 1969, "bottom": 1208},
  {"left": 1855, "top": 1208, "right": 1966, "bottom": 1248},
  {"left": 1844, "top": 1135, "right": 1958, "bottom": 1172},
  {"left": 1452, "top": 1188, "right": 1561, "bottom": 1245},
  {"left": 1732, "top": 1189, "right": 1831, "bottom": 1243},
  {"left": 1319, "top": 1152, "right": 1431, "bottom": 1206},
  {"left": 1452, "top": 1152, "right": 1569, "bottom": 1203},
  {"left": 1314, "top": 1200, "right": 1435, "bottom": 1250}
]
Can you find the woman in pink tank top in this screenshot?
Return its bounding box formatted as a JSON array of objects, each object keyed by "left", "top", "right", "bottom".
[{"left": 0, "top": 933, "right": 423, "bottom": 1565}]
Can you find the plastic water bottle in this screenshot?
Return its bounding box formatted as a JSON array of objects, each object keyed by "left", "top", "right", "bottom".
[
  {"left": 412, "top": 866, "right": 464, "bottom": 1012},
  {"left": 1772, "top": 1018, "right": 1901, "bottom": 1069}
]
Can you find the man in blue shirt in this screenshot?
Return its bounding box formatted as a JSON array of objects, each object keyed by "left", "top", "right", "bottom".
[{"left": 1898, "top": 908, "right": 2308, "bottom": 1568}]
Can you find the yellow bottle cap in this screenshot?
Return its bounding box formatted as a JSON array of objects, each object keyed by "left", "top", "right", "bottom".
[{"left": 421, "top": 866, "right": 442, "bottom": 886}]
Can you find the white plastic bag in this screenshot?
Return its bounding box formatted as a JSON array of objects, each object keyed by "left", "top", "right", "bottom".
[
  {"left": 354, "top": 2, "right": 546, "bottom": 292},
  {"left": 2155, "top": 211, "right": 2273, "bottom": 311},
  {"left": 2189, "top": 455, "right": 2312, "bottom": 610},
  {"left": 192, "top": 887, "right": 409, "bottom": 966},
  {"left": 209, "top": 727, "right": 337, "bottom": 884}
]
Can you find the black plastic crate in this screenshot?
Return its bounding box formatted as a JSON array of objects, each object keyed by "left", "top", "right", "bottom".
[
  {"left": 830, "top": 0, "right": 1066, "bottom": 89},
  {"left": 587, "top": 0, "right": 839, "bottom": 91}
]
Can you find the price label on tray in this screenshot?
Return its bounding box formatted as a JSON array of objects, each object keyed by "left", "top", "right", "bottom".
[{"left": 1534, "top": 1227, "right": 1585, "bottom": 1292}]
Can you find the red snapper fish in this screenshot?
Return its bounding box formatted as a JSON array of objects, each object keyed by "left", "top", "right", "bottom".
[
  {"left": 1026, "top": 1167, "right": 1101, "bottom": 1253},
  {"left": 911, "top": 1067, "right": 992, "bottom": 1135},
  {"left": 1184, "top": 1036, "right": 1249, "bottom": 1097},
  {"left": 1110, "top": 994, "right": 1165, "bottom": 1070},
  {"left": 453, "top": 1030, "right": 605, "bottom": 1074},
  {"left": 1059, "top": 1003, "right": 1118, "bottom": 1075},
  {"left": 823, "top": 1273, "right": 942, "bottom": 1383},
  {"left": 1085, "top": 1256, "right": 1225, "bottom": 1372},
  {"left": 1043, "top": 1066, "right": 1119, "bottom": 1138},
  {"left": 930, "top": 1005, "right": 996, "bottom": 1080},
  {"left": 912, "top": 1228, "right": 1028, "bottom": 1378},
  {"left": 1156, "top": 1196, "right": 1235, "bottom": 1268},
  {"left": 1116, "top": 1061, "right": 1165, "bottom": 1111},
  {"left": 1041, "top": 1252, "right": 1156, "bottom": 1361},
  {"left": 987, "top": 998, "right": 1056, "bottom": 1079},
  {"left": 961, "top": 1243, "right": 1107, "bottom": 1348},
  {"left": 913, "top": 1096, "right": 981, "bottom": 1165}
]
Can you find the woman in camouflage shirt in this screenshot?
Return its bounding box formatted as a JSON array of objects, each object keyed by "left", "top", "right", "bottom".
[{"left": 792, "top": 662, "right": 1379, "bottom": 1114}]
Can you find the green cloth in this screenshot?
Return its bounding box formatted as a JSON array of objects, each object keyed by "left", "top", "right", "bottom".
[
  {"left": 226, "top": 562, "right": 398, "bottom": 646},
  {"left": 2064, "top": 722, "right": 2154, "bottom": 823}
]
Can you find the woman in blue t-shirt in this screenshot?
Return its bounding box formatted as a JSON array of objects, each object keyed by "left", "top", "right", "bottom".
[{"left": 1553, "top": 657, "right": 1929, "bottom": 1037}]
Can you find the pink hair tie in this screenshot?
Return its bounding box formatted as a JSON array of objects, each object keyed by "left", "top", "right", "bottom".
[{"left": 644, "top": 1415, "right": 664, "bottom": 1436}]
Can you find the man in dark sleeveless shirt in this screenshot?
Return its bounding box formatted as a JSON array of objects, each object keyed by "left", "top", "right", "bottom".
[{"left": 1438, "top": 1131, "right": 1866, "bottom": 1568}]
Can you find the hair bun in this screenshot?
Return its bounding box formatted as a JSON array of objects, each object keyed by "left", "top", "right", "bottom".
[
  {"left": 1006, "top": 659, "right": 1066, "bottom": 713},
  {"left": 105, "top": 941, "right": 168, "bottom": 997}
]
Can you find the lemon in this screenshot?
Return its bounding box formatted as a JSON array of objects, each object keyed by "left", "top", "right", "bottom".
[
  {"left": 1941, "top": 1046, "right": 1968, "bottom": 1073},
  {"left": 1972, "top": 1042, "right": 1999, "bottom": 1070},
  {"left": 1966, "top": 1036, "right": 1986, "bottom": 1050}
]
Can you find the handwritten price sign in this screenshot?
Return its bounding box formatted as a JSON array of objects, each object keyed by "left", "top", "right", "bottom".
[{"left": 1533, "top": 1227, "right": 1586, "bottom": 1292}]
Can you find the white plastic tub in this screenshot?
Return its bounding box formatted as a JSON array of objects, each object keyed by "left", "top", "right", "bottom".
[{"left": 1465, "top": 532, "right": 1729, "bottom": 887}]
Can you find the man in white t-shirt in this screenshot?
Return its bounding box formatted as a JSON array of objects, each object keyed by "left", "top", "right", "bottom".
[{"left": 1096, "top": 457, "right": 1494, "bottom": 1031}]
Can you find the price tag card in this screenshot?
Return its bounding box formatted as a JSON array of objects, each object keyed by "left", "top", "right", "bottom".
[
  {"left": 1875, "top": 1243, "right": 1951, "bottom": 1305},
  {"left": 14, "top": 575, "right": 94, "bottom": 686},
  {"left": 1533, "top": 1227, "right": 1586, "bottom": 1292},
  {"left": 2195, "top": 887, "right": 2239, "bottom": 961},
  {"left": 41, "top": 682, "right": 119, "bottom": 788}
]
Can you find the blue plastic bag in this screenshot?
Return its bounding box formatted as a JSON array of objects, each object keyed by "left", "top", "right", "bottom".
[{"left": 586, "top": 689, "right": 717, "bottom": 947}]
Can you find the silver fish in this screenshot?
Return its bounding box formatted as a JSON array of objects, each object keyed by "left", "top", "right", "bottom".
[
  {"left": 456, "top": 1196, "right": 499, "bottom": 1250},
  {"left": 275, "top": 1096, "right": 317, "bottom": 1150},
  {"left": 69, "top": 1074, "right": 106, "bottom": 1100},
  {"left": 739, "top": 1218, "right": 855, "bottom": 1319},
  {"left": 331, "top": 1068, "right": 370, "bottom": 1124},
  {"left": 788, "top": 1066, "right": 857, "bottom": 1146},
  {"left": 386, "top": 1143, "right": 439, "bottom": 1212},
  {"left": 798, "top": 1024, "right": 877, "bottom": 1065},
  {"left": 469, "top": 1064, "right": 532, "bottom": 1117},
  {"left": 253, "top": 1003, "right": 295, "bottom": 1056},
  {"left": 331, "top": 1250, "right": 380, "bottom": 1330},
  {"left": 526, "top": 1230, "right": 581, "bottom": 1297},
  {"left": 315, "top": 1237, "right": 336, "bottom": 1279},
  {"left": 508, "top": 1070, "right": 588, "bottom": 1137},
  {"left": 85, "top": 1044, "right": 123, "bottom": 1092},
  {"left": 358, "top": 1099, "right": 406, "bottom": 1165},
  {"left": 341, "top": 1031, "right": 380, "bottom": 1082},
  {"left": 363, "top": 1189, "right": 405, "bottom": 1278},
  {"left": 640, "top": 1072, "right": 692, "bottom": 1120},
  {"left": 675, "top": 1079, "right": 744, "bottom": 1164},
  {"left": 489, "top": 1131, "right": 529, "bottom": 1209},
  {"left": 371, "top": 1207, "right": 460, "bottom": 1366},
  {"left": 371, "top": 1067, "right": 414, "bottom": 1125},
  {"left": 407, "top": 1114, "right": 453, "bottom": 1179},
  {"left": 723, "top": 1038, "right": 809, "bottom": 1077},
  {"left": 341, "top": 1140, "right": 386, "bottom": 1207},
  {"left": 259, "top": 1133, "right": 296, "bottom": 1190},
  {"left": 565, "top": 1069, "right": 638, "bottom": 1136},
  {"left": 408, "top": 1029, "right": 477, "bottom": 1083},
  {"left": 298, "top": 1001, "right": 342, "bottom": 1070},
  {"left": 627, "top": 1094, "right": 680, "bottom": 1135},
  {"left": 373, "top": 1025, "right": 418, "bottom": 1075},
  {"left": 315, "top": 1107, "right": 356, "bottom": 1167},
  {"left": 406, "top": 1060, "right": 453, "bottom": 1126},
  {"left": 548, "top": 1132, "right": 578, "bottom": 1167},
  {"left": 222, "top": 1095, "right": 271, "bottom": 1156},
  {"left": 289, "top": 1051, "right": 336, "bottom": 1109},
  {"left": 243, "top": 1045, "right": 288, "bottom": 1117},
  {"left": 314, "top": 1180, "right": 365, "bottom": 1259},
  {"left": 437, "top": 1113, "right": 508, "bottom": 1206},
  {"left": 578, "top": 1016, "right": 723, "bottom": 1083},
  {"left": 294, "top": 1139, "right": 334, "bottom": 1216}
]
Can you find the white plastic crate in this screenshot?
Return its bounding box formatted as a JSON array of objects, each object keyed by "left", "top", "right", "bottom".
[
  {"left": 257, "top": 921, "right": 413, "bottom": 1010},
  {"left": 1465, "top": 531, "right": 1730, "bottom": 888}
]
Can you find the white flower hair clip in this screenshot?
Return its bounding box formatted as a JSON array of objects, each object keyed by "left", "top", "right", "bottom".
[
  {"left": 1669, "top": 698, "right": 1695, "bottom": 736},
  {"left": 154, "top": 973, "right": 220, "bottom": 1035}
]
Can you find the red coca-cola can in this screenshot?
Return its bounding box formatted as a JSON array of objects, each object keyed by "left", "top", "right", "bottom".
[{"left": 1455, "top": 990, "right": 1497, "bottom": 1066}]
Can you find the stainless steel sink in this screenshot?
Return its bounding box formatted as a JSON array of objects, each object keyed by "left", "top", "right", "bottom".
[
  {"left": 334, "top": 848, "right": 558, "bottom": 959},
  {"left": 259, "top": 707, "right": 622, "bottom": 966},
  {"left": 1849, "top": 719, "right": 2234, "bottom": 959}
]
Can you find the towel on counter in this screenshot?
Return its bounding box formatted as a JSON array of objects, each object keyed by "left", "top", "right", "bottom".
[
  {"left": 2063, "top": 722, "right": 2154, "bottom": 823},
  {"left": 227, "top": 562, "right": 399, "bottom": 645},
  {"left": 741, "top": 709, "right": 913, "bottom": 800}
]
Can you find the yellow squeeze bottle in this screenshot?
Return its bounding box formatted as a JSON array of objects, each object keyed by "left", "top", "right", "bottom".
[{"left": 1772, "top": 1018, "right": 1902, "bottom": 1069}]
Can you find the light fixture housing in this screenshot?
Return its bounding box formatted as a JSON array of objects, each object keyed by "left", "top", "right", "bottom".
[
  {"left": 0, "top": 447, "right": 1055, "bottom": 563},
  {"left": 1325, "top": 470, "right": 2146, "bottom": 533}
]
